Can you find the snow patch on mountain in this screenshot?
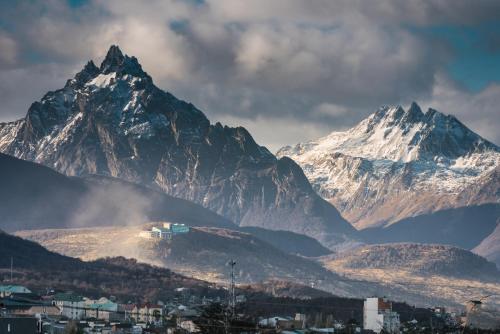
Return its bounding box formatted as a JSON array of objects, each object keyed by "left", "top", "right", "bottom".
[{"left": 277, "top": 103, "right": 500, "bottom": 228}]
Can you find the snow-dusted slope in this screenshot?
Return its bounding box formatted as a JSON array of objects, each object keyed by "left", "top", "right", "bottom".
[
  {"left": 0, "top": 45, "right": 355, "bottom": 246},
  {"left": 277, "top": 103, "right": 500, "bottom": 228}
]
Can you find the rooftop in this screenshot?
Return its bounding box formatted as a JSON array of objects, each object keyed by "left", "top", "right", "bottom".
[
  {"left": 0, "top": 285, "right": 31, "bottom": 294},
  {"left": 53, "top": 293, "right": 84, "bottom": 303}
]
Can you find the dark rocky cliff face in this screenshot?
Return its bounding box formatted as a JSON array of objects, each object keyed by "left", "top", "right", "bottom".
[{"left": 0, "top": 45, "right": 355, "bottom": 246}]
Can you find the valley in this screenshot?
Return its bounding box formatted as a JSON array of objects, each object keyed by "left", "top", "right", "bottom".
[{"left": 16, "top": 226, "right": 500, "bottom": 312}]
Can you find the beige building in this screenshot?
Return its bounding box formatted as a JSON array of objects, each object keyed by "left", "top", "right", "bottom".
[{"left": 132, "top": 303, "right": 163, "bottom": 325}]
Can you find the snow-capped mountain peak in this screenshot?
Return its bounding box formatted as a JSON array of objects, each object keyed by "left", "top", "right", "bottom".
[
  {"left": 99, "top": 45, "right": 146, "bottom": 77},
  {"left": 67, "top": 45, "right": 151, "bottom": 92},
  {"left": 366, "top": 102, "right": 423, "bottom": 131},
  {"left": 284, "top": 103, "right": 498, "bottom": 164},
  {"left": 277, "top": 104, "right": 499, "bottom": 229},
  {"left": 0, "top": 45, "right": 356, "bottom": 247},
  {"left": 101, "top": 45, "right": 124, "bottom": 70}
]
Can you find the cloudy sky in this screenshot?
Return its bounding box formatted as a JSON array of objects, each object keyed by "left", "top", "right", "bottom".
[{"left": 0, "top": 0, "right": 499, "bottom": 151}]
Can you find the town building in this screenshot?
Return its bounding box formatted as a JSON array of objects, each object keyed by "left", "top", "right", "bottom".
[
  {"left": 0, "top": 317, "right": 38, "bottom": 334},
  {"left": 0, "top": 292, "right": 59, "bottom": 318},
  {"left": 259, "top": 316, "right": 303, "bottom": 330},
  {"left": 295, "top": 313, "right": 307, "bottom": 328},
  {"left": 11, "top": 305, "right": 61, "bottom": 317},
  {"left": 309, "top": 328, "right": 335, "bottom": 333},
  {"left": 131, "top": 303, "right": 164, "bottom": 325},
  {"left": 52, "top": 293, "right": 86, "bottom": 320},
  {"left": 179, "top": 319, "right": 201, "bottom": 333},
  {"left": 0, "top": 285, "right": 31, "bottom": 298},
  {"left": 84, "top": 297, "right": 120, "bottom": 321},
  {"left": 363, "top": 297, "right": 400, "bottom": 333},
  {"left": 139, "top": 222, "right": 190, "bottom": 240},
  {"left": 120, "top": 303, "right": 136, "bottom": 322}
]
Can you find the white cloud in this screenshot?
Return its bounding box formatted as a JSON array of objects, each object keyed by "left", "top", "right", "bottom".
[
  {"left": 216, "top": 114, "right": 333, "bottom": 153},
  {"left": 313, "top": 103, "right": 350, "bottom": 117},
  {"left": 0, "top": 0, "right": 498, "bottom": 147},
  {"left": 423, "top": 75, "right": 500, "bottom": 144},
  {"left": 0, "top": 33, "right": 18, "bottom": 68}
]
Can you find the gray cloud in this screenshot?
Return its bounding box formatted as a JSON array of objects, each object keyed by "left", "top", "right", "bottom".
[
  {"left": 0, "top": 0, "right": 498, "bottom": 150},
  {"left": 422, "top": 75, "right": 500, "bottom": 145}
]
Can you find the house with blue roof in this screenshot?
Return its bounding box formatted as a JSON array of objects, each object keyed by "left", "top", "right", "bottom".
[{"left": 0, "top": 285, "right": 31, "bottom": 297}]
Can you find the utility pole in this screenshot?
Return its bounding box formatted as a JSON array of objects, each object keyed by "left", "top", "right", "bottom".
[
  {"left": 225, "top": 259, "right": 236, "bottom": 334},
  {"left": 10, "top": 257, "right": 13, "bottom": 282},
  {"left": 388, "top": 302, "right": 392, "bottom": 334},
  {"left": 228, "top": 259, "right": 236, "bottom": 317}
]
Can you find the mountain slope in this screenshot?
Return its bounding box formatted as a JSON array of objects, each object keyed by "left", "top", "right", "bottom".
[
  {"left": 0, "top": 230, "right": 221, "bottom": 302},
  {"left": 319, "top": 243, "right": 500, "bottom": 312},
  {"left": 0, "top": 45, "right": 355, "bottom": 246},
  {"left": 237, "top": 226, "right": 331, "bottom": 257},
  {"left": 0, "top": 152, "right": 234, "bottom": 232},
  {"left": 360, "top": 204, "right": 500, "bottom": 249},
  {"left": 277, "top": 103, "right": 499, "bottom": 229},
  {"left": 473, "top": 223, "right": 500, "bottom": 268},
  {"left": 0, "top": 153, "right": 331, "bottom": 257},
  {"left": 321, "top": 243, "right": 500, "bottom": 281},
  {"left": 15, "top": 226, "right": 353, "bottom": 296}
]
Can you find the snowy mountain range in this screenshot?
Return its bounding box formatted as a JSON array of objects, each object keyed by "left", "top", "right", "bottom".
[
  {"left": 277, "top": 103, "right": 500, "bottom": 229},
  {"left": 0, "top": 45, "right": 355, "bottom": 247}
]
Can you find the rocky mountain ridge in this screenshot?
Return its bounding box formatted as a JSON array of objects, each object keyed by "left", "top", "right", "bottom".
[
  {"left": 0, "top": 45, "right": 355, "bottom": 247},
  {"left": 277, "top": 103, "right": 499, "bottom": 228},
  {"left": 321, "top": 243, "right": 500, "bottom": 281},
  {"left": 0, "top": 153, "right": 332, "bottom": 258},
  {"left": 15, "top": 226, "right": 355, "bottom": 296}
]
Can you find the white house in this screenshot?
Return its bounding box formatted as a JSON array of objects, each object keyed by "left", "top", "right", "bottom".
[
  {"left": 53, "top": 293, "right": 86, "bottom": 320},
  {"left": 139, "top": 222, "right": 190, "bottom": 240},
  {"left": 363, "top": 297, "right": 400, "bottom": 333}
]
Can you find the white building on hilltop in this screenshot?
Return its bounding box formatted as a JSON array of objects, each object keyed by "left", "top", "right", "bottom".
[
  {"left": 139, "top": 222, "right": 190, "bottom": 240},
  {"left": 363, "top": 297, "right": 400, "bottom": 333}
]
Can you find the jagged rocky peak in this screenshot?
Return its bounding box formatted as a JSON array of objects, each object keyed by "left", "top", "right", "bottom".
[
  {"left": 66, "top": 45, "right": 151, "bottom": 91},
  {"left": 99, "top": 45, "right": 147, "bottom": 78},
  {"left": 352, "top": 102, "right": 498, "bottom": 160},
  {"left": 405, "top": 101, "right": 424, "bottom": 121},
  {"left": 277, "top": 102, "right": 499, "bottom": 229},
  {"left": 72, "top": 60, "right": 100, "bottom": 85},
  {"left": 366, "top": 102, "right": 424, "bottom": 131},
  {"left": 0, "top": 45, "right": 356, "bottom": 246},
  {"left": 101, "top": 45, "right": 125, "bottom": 69}
]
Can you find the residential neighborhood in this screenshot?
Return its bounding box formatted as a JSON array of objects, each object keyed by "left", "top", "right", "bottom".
[{"left": 0, "top": 284, "right": 471, "bottom": 334}]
